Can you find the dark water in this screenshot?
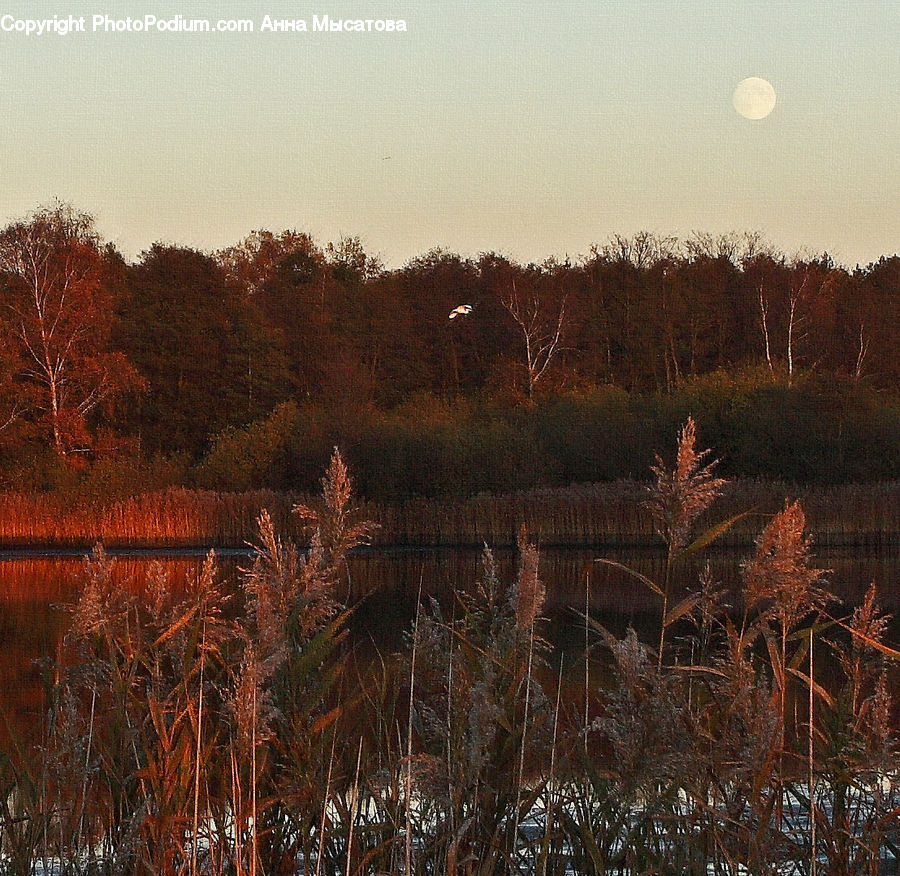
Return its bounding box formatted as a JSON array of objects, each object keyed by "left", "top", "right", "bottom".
[{"left": 1, "top": 545, "right": 897, "bottom": 744}]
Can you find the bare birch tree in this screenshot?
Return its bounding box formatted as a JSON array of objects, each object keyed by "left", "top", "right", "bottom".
[
  {"left": 786, "top": 269, "right": 811, "bottom": 382},
  {"left": 500, "top": 278, "right": 567, "bottom": 400},
  {"left": 0, "top": 203, "right": 140, "bottom": 454},
  {"left": 758, "top": 284, "right": 775, "bottom": 378}
]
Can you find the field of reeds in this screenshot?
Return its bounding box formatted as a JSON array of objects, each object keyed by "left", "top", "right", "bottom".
[
  {"left": 0, "top": 489, "right": 300, "bottom": 548},
  {"left": 0, "top": 436, "right": 898, "bottom": 875},
  {"left": 374, "top": 479, "right": 900, "bottom": 548},
  {"left": 0, "top": 480, "right": 897, "bottom": 550}
]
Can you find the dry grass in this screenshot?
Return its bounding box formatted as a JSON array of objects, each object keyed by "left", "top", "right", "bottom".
[
  {"left": 375, "top": 480, "right": 900, "bottom": 549},
  {"left": 0, "top": 488, "right": 299, "bottom": 547},
  {"left": 0, "top": 480, "right": 896, "bottom": 549},
  {"left": 0, "top": 446, "right": 898, "bottom": 875}
]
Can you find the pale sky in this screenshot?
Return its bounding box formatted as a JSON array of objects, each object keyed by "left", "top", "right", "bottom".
[{"left": 2, "top": 0, "right": 899, "bottom": 268}]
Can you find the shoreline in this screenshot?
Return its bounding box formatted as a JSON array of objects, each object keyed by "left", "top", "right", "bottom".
[{"left": 0, "top": 479, "right": 896, "bottom": 549}]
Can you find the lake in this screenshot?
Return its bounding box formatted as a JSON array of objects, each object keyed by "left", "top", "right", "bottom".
[{"left": 2, "top": 543, "right": 898, "bottom": 746}]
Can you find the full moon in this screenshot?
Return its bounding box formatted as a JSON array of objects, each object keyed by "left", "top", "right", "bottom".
[{"left": 732, "top": 77, "right": 777, "bottom": 120}]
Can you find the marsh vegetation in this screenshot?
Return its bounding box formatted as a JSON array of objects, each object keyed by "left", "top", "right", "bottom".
[{"left": 1, "top": 430, "right": 896, "bottom": 875}]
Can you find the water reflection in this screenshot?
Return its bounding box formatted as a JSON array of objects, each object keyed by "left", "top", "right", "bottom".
[
  {"left": 346, "top": 544, "right": 900, "bottom": 645},
  {"left": 1, "top": 545, "right": 897, "bottom": 744}
]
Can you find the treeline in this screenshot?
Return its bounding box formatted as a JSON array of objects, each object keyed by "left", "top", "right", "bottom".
[
  {"left": 0, "top": 204, "right": 897, "bottom": 497},
  {"left": 193, "top": 378, "right": 899, "bottom": 501}
]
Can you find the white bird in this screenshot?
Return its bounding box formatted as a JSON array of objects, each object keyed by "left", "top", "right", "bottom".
[{"left": 448, "top": 304, "right": 473, "bottom": 319}]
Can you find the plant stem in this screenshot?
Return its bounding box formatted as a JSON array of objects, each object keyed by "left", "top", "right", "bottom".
[
  {"left": 405, "top": 581, "right": 422, "bottom": 876},
  {"left": 809, "top": 625, "right": 816, "bottom": 876},
  {"left": 584, "top": 566, "right": 590, "bottom": 758},
  {"left": 345, "top": 737, "right": 364, "bottom": 876},
  {"left": 512, "top": 622, "right": 535, "bottom": 862},
  {"left": 192, "top": 622, "right": 205, "bottom": 876}
]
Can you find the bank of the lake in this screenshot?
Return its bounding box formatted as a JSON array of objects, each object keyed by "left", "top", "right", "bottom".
[{"left": 0, "top": 480, "right": 897, "bottom": 550}]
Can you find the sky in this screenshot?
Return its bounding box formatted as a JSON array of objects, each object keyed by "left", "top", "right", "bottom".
[{"left": 1, "top": 0, "right": 899, "bottom": 268}]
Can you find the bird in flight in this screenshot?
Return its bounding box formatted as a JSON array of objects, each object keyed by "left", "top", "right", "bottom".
[{"left": 448, "top": 304, "right": 473, "bottom": 319}]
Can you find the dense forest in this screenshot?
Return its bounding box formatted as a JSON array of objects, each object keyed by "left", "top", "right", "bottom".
[{"left": 0, "top": 203, "right": 897, "bottom": 500}]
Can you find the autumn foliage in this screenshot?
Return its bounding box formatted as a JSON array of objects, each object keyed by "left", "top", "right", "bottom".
[{"left": 0, "top": 206, "right": 897, "bottom": 497}]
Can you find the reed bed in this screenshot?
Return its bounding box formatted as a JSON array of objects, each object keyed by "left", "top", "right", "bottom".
[
  {"left": 379, "top": 479, "right": 900, "bottom": 548},
  {"left": 1, "top": 443, "right": 898, "bottom": 875},
  {"left": 0, "top": 481, "right": 896, "bottom": 550},
  {"left": 0, "top": 488, "right": 300, "bottom": 548}
]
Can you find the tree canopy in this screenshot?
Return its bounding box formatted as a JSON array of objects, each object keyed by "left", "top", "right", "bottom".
[{"left": 1, "top": 207, "right": 897, "bottom": 494}]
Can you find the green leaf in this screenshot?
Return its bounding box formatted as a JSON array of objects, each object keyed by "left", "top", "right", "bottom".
[
  {"left": 786, "top": 614, "right": 843, "bottom": 644},
  {"left": 290, "top": 608, "right": 352, "bottom": 684},
  {"left": 576, "top": 612, "right": 618, "bottom": 650},
  {"left": 592, "top": 558, "right": 663, "bottom": 597},
  {"left": 664, "top": 594, "right": 699, "bottom": 627},
  {"left": 786, "top": 667, "right": 835, "bottom": 708},
  {"left": 151, "top": 603, "right": 199, "bottom": 650},
  {"left": 668, "top": 664, "right": 728, "bottom": 678},
  {"left": 679, "top": 510, "right": 753, "bottom": 559},
  {"left": 838, "top": 621, "right": 900, "bottom": 661},
  {"left": 788, "top": 635, "right": 810, "bottom": 671},
  {"left": 763, "top": 631, "right": 785, "bottom": 689}
]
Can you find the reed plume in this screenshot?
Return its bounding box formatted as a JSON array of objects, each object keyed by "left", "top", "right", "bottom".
[
  {"left": 514, "top": 524, "right": 545, "bottom": 631},
  {"left": 646, "top": 416, "right": 726, "bottom": 666},
  {"left": 742, "top": 499, "right": 827, "bottom": 624},
  {"left": 242, "top": 508, "right": 335, "bottom": 651},
  {"left": 293, "top": 447, "right": 377, "bottom": 572},
  {"left": 646, "top": 416, "right": 727, "bottom": 555}
]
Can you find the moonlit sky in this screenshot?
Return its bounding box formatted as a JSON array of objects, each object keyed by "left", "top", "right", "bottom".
[{"left": 2, "top": 0, "right": 899, "bottom": 267}]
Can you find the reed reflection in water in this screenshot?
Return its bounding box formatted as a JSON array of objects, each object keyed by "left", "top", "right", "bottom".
[{"left": 1, "top": 545, "right": 897, "bottom": 744}]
